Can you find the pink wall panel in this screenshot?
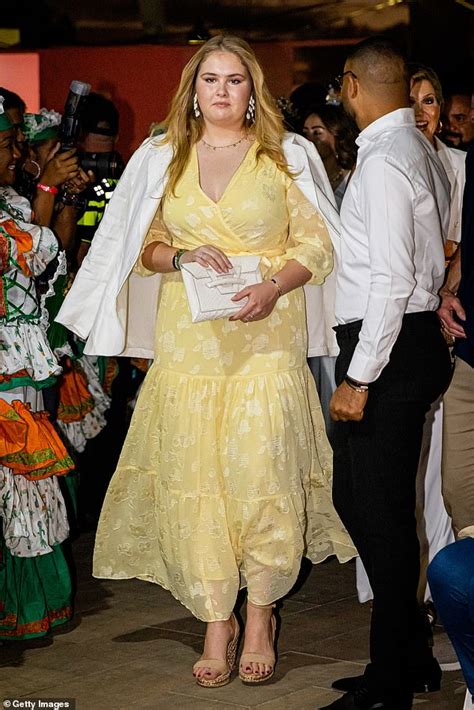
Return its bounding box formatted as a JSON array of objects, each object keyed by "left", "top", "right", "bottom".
[
  {"left": 0, "top": 52, "right": 40, "bottom": 112},
  {"left": 39, "top": 45, "right": 197, "bottom": 159}
]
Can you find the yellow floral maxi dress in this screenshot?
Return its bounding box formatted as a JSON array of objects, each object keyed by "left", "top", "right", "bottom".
[{"left": 93, "top": 143, "right": 356, "bottom": 621}]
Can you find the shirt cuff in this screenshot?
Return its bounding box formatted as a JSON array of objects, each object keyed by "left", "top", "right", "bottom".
[{"left": 346, "top": 350, "right": 386, "bottom": 384}]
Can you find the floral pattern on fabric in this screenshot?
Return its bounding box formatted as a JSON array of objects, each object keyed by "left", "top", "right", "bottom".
[
  {"left": 94, "top": 145, "right": 356, "bottom": 621},
  {"left": 57, "top": 354, "right": 112, "bottom": 453},
  {"left": 0, "top": 467, "right": 69, "bottom": 556},
  {"left": 0, "top": 188, "right": 61, "bottom": 387}
]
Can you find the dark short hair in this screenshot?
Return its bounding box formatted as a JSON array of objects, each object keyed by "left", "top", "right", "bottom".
[
  {"left": 302, "top": 104, "right": 359, "bottom": 170},
  {"left": 347, "top": 36, "right": 408, "bottom": 86},
  {"left": 81, "top": 92, "right": 119, "bottom": 136},
  {"left": 348, "top": 35, "right": 407, "bottom": 66},
  {"left": 0, "top": 87, "right": 26, "bottom": 113}
]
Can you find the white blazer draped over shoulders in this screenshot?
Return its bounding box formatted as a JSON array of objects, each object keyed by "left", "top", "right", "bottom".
[{"left": 56, "top": 132, "right": 340, "bottom": 358}]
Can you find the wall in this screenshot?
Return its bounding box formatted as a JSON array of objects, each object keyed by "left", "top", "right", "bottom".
[
  {"left": 38, "top": 42, "right": 294, "bottom": 160},
  {"left": 0, "top": 53, "right": 40, "bottom": 111}
]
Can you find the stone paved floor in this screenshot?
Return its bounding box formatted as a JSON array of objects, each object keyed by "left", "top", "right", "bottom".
[{"left": 0, "top": 533, "right": 467, "bottom": 709}]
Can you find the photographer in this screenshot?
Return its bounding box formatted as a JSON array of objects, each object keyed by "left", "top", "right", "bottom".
[
  {"left": 23, "top": 108, "right": 93, "bottom": 252},
  {"left": 75, "top": 93, "right": 124, "bottom": 266}
]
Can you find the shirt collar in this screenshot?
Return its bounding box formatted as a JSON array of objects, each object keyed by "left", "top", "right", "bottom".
[{"left": 356, "top": 108, "right": 415, "bottom": 147}]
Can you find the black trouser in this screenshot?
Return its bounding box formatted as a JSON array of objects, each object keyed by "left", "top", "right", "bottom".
[{"left": 332, "top": 312, "right": 452, "bottom": 698}]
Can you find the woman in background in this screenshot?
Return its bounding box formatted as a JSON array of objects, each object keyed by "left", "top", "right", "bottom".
[
  {"left": 301, "top": 103, "right": 358, "bottom": 438},
  {"left": 302, "top": 103, "right": 358, "bottom": 209}
]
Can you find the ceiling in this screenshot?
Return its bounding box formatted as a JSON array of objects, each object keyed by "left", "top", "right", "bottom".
[{"left": 4, "top": 0, "right": 411, "bottom": 46}]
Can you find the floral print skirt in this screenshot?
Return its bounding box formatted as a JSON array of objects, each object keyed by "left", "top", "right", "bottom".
[{"left": 93, "top": 277, "right": 355, "bottom": 620}]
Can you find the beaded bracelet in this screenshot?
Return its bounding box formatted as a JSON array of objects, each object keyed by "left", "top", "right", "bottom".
[
  {"left": 344, "top": 375, "right": 369, "bottom": 392},
  {"left": 37, "top": 183, "right": 59, "bottom": 195},
  {"left": 172, "top": 248, "right": 187, "bottom": 271}
]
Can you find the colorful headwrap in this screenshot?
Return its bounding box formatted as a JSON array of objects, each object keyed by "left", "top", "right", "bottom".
[
  {"left": 0, "top": 96, "right": 13, "bottom": 131},
  {"left": 23, "top": 108, "right": 61, "bottom": 143}
]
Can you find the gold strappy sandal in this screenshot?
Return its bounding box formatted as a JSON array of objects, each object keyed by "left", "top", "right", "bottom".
[
  {"left": 193, "top": 614, "right": 240, "bottom": 688},
  {"left": 239, "top": 604, "right": 277, "bottom": 685}
]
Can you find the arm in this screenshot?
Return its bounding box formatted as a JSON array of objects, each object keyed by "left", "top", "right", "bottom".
[
  {"left": 348, "top": 156, "right": 418, "bottom": 382},
  {"left": 139, "top": 207, "right": 233, "bottom": 275},
  {"left": 330, "top": 156, "right": 420, "bottom": 421},
  {"left": 438, "top": 247, "right": 466, "bottom": 339},
  {"left": 32, "top": 146, "right": 81, "bottom": 227},
  {"left": 230, "top": 180, "right": 333, "bottom": 322}
]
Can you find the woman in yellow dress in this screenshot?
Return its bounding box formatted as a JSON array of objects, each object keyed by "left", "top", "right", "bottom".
[{"left": 67, "top": 35, "right": 355, "bottom": 687}]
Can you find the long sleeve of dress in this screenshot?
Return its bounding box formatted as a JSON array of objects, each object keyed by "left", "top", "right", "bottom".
[
  {"left": 270, "top": 181, "right": 334, "bottom": 285},
  {"left": 134, "top": 204, "right": 172, "bottom": 277}
]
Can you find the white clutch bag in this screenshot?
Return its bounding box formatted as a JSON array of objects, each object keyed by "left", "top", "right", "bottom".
[{"left": 180, "top": 255, "right": 262, "bottom": 323}]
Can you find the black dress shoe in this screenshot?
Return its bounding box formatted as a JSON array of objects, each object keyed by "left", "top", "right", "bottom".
[
  {"left": 320, "top": 687, "right": 413, "bottom": 710},
  {"left": 331, "top": 658, "right": 441, "bottom": 694}
]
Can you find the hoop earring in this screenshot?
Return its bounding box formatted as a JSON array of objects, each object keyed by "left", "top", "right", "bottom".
[
  {"left": 436, "top": 119, "right": 443, "bottom": 135},
  {"left": 25, "top": 159, "right": 41, "bottom": 180},
  {"left": 246, "top": 95, "right": 256, "bottom": 123},
  {"left": 193, "top": 93, "right": 201, "bottom": 118}
]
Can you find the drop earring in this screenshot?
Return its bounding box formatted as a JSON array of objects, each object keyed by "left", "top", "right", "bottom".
[
  {"left": 193, "top": 93, "right": 201, "bottom": 118},
  {"left": 246, "top": 95, "right": 256, "bottom": 123}
]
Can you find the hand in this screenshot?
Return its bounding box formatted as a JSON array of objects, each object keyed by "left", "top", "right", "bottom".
[
  {"left": 180, "top": 245, "right": 232, "bottom": 274},
  {"left": 438, "top": 291, "right": 466, "bottom": 339},
  {"left": 63, "top": 168, "right": 95, "bottom": 195},
  {"left": 330, "top": 381, "right": 368, "bottom": 422},
  {"left": 40, "top": 144, "right": 80, "bottom": 187},
  {"left": 229, "top": 281, "right": 279, "bottom": 322}
]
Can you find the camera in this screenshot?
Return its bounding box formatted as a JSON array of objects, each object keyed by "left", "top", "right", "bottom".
[
  {"left": 60, "top": 81, "right": 124, "bottom": 181},
  {"left": 60, "top": 80, "right": 91, "bottom": 151},
  {"left": 78, "top": 150, "right": 124, "bottom": 181}
]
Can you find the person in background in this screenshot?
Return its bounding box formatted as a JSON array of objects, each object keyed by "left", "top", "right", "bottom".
[
  {"left": 75, "top": 92, "right": 123, "bottom": 267},
  {"left": 22, "top": 108, "right": 91, "bottom": 252},
  {"left": 0, "top": 87, "right": 26, "bottom": 156},
  {"left": 443, "top": 88, "right": 474, "bottom": 151},
  {"left": 0, "top": 96, "right": 76, "bottom": 640},
  {"left": 429, "top": 141, "right": 474, "bottom": 710},
  {"left": 301, "top": 103, "right": 359, "bottom": 438},
  {"left": 324, "top": 38, "right": 451, "bottom": 710},
  {"left": 302, "top": 103, "right": 358, "bottom": 209}
]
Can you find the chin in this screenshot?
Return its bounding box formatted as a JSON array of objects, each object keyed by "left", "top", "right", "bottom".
[{"left": 0, "top": 174, "right": 15, "bottom": 186}]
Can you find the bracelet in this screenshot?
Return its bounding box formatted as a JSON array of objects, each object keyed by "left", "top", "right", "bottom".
[
  {"left": 172, "top": 248, "right": 187, "bottom": 271},
  {"left": 270, "top": 277, "right": 283, "bottom": 298},
  {"left": 344, "top": 375, "right": 369, "bottom": 392},
  {"left": 37, "top": 183, "right": 59, "bottom": 195}
]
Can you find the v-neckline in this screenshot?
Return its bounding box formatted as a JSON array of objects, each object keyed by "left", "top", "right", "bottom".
[{"left": 194, "top": 141, "right": 256, "bottom": 206}]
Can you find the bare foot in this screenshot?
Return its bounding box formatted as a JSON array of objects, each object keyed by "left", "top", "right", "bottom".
[
  {"left": 240, "top": 602, "right": 276, "bottom": 679},
  {"left": 193, "top": 616, "right": 237, "bottom": 682}
]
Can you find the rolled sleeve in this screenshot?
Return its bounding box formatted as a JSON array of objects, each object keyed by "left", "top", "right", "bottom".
[{"left": 347, "top": 156, "right": 417, "bottom": 383}]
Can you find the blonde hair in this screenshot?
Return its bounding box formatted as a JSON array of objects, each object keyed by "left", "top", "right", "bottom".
[
  {"left": 159, "top": 35, "right": 290, "bottom": 198},
  {"left": 409, "top": 63, "right": 444, "bottom": 111}
]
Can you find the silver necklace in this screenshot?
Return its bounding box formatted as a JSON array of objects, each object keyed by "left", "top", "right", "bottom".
[{"left": 201, "top": 136, "right": 245, "bottom": 151}]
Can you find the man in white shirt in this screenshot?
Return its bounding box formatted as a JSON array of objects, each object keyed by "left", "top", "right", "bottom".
[{"left": 321, "top": 38, "right": 452, "bottom": 710}]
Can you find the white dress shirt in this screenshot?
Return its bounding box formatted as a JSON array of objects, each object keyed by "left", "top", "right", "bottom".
[
  {"left": 435, "top": 136, "right": 466, "bottom": 244},
  {"left": 335, "top": 108, "right": 450, "bottom": 383}
]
